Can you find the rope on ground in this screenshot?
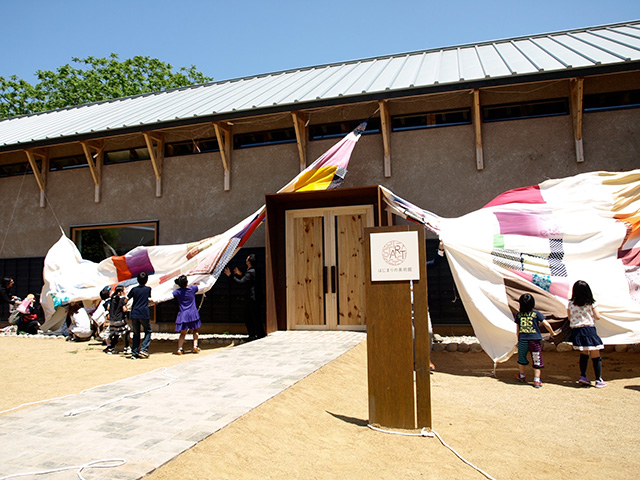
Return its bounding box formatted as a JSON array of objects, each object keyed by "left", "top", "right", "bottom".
[
  {"left": 0, "top": 458, "right": 126, "bottom": 480},
  {"left": 367, "top": 424, "right": 497, "bottom": 480},
  {"left": 0, "top": 367, "right": 177, "bottom": 417},
  {"left": 65, "top": 367, "right": 180, "bottom": 417}
]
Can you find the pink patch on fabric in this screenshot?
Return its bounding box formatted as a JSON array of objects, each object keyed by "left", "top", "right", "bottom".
[
  {"left": 125, "top": 250, "right": 154, "bottom": 277},
  {"left": 494, "top": 211, "right": 559, "bottom": 238},
  {"left": 511, "top": 271, "right": 571, "bottom": 299},
  {"left": 619, "top": 248, "right": 640, "bottom": 267},
  {"left": 484, "top": 185, "right": 545, "bottom": 209}
]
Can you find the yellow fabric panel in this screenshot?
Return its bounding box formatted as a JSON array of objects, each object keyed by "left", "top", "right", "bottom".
[{"left": 293, "top": 166, "right": 337, "bottom": 192}]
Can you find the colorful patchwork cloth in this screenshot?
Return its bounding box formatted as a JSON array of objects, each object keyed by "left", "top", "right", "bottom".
[
  {"left": 40, "top": 124, "right": 366, "bottom": 326},
  {"left": 381, "top": 169, "right": 640, "bottom": 362}
]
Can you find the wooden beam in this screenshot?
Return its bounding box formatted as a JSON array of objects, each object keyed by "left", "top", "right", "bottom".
[
  {"left": 40, "top": 153, "right": 49, "bottom": 207},
  {"left": 80, "top": 141, "right": 101, "bottom": 186},
  {"left": 379, "top": 100, "right": 392, "bottom": 177},
  {"left": 570, "top": 77, "right": 585, "bottom": 163},
  {"left": 143, "top": 132, "right": 164, "bottom": 197},
  {"left": 24, "top": 149, "right": 46, "bottom": 193},
  {"left": 213, "top": 122, "right": 232, "bottom": 191},
  {"left": 291, "top": 111, "right": 307, "bottom": 172},
  {"left": 472, "top": 89, "right": 484, "bottom": 171}
]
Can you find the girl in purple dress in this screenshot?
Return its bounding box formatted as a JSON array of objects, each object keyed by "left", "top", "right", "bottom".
[{"left": 172, "top": 275, "right": 202, "bottom": 355}]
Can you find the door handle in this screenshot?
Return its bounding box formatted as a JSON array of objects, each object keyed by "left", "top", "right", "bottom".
[
  {"left": 330, "top": 266, "right": 336, "bottom": 293},
  {"left": 323, "top": 266, "right": 328, "bottom": 294}
]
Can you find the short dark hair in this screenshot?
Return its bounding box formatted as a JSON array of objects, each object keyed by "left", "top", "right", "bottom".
[
  {"left": 247, "top": 254, "right": 256, "bottom": 266},
  {"left": 100, "top": 286, "right": 111, "bottom": 300},
  {"left": 570, "top": 280, "right": 595, "bottom": 306},
  {"left": 137, "top": 272, "right": 148, "bottom": 285},
  {"left": 2, "top": 277, "right": 13, "bottom": 288},
  {"left": 518, "top": 293, "right": 535, "bottom": 313},
  {"left": 175, "top": 275, "right": 188, "bottom": 288}
]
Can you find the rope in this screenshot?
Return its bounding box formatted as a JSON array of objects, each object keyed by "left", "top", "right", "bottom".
[
  {"left": 0, "top": 458, "right": 126, "bottom": 480},
  {"left": 0, "top": 165, "right": 28, "bottom": 256},
  {"left": 0, "top": 367, "right": 177, "bottom": 416},
  {"left": 367, "top": 424, "right": 497, "bottom": 480},
  {"left": 64, "top": 367, "right": 179, "bottom": 417}
]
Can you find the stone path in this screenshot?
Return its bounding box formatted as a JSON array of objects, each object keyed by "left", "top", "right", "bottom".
[{"left": 0, "top": 331, "right": 366, "bottom": 480}]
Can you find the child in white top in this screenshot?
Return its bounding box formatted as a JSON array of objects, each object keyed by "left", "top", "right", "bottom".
[{"left": 567, "top": 280, "right": 605, "bottom": 388}]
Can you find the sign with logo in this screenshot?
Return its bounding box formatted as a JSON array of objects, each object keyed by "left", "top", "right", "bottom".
[{"left": 370, "top": 231, "right": 420, "bottom": 281}]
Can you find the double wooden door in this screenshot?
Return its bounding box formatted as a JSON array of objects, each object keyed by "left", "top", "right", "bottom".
[{"left": 286, "top": 206, "right": 374, "bottom": 330}]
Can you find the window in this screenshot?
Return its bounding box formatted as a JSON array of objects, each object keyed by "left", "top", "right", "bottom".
[
  {"left": 233, "top": 128, "right": 297, "bottom": 149},
  {"left": 584, "top": 89, "right": 640, "bottom": 112},
  {"left": 104, "top": 147, "right": 150, "bottom": 165},
  {"left": 49, "top": 154, "right": 88, "bottom": 171},
  {"left": 482, "top": 99, "right": 569, "bottom": 122},
  {"left": 70, "top": 221, "right": 158, "bottom": 263},
  {"left": 309, "top": 118, "right": 380, "bottom": 141},
  {"left": 165, "top": 137, "right": 219, "bottom": 157},
  {"left": 391, "top": 109, "right": 471, "bottom": 131},
  {"left": 0, "top": 161, "right": 34, "bottom": 178}
]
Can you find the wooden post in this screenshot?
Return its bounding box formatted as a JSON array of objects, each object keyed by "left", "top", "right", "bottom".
[
  {"left": 143, "top": 133, "right": 164, "bottom": 197},
  {"left": 24, "top": 149, "right": 47, "bottom": 207},
  {"left": 472, "top": 89, "right": 484, "bottom": 171},
  {"left": 214, "top": 122, "right": 232, "bottom": 191},
  {"left": 80, "top": 140, "right": 103, "bottom": 202},
  {"left": 365, "top": 225, "right": 431, "bottom": 430},
  {"left": 291, "top": 111, "right": 307, "bottom": 172},
  {"left": 379, "top": 100, "right": 392, "bottom": 177},
  {"left": 570, "top": 77, "right": 585, "bottom": 163}
]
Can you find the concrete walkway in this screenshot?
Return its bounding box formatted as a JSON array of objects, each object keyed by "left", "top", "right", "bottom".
[{"left": 0, "top": 331, "right": 366, "bottom": 480}]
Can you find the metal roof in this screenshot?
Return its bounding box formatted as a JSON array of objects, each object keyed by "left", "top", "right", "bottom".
[{"left": 1, "top": 20, "right": 640, "bottom": 151}]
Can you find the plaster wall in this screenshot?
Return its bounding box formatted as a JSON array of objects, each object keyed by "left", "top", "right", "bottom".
[{"left": 1, "top": 106, "right": 638, "bottom": 258}]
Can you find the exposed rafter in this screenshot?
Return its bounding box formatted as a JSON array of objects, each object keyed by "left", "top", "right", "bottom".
[
  {"left": 143, "top": 132, "right": 164, "bottom": 197},
  {"left": 378, "top": 100, "right": 392, "bottom": 177},
  {"left": 24, "top": 148, "right": 48, "bottom": 208},
  {"left": 570, "top": 77, "right": 585, "bottom": 163},
  {"left": 291, "top": 111, "right": 308, "bottom": 172},
  {"left": 80, "top": 140, "right": 104, "bottom": 202},
  {"left": 472, "top": 89, "right": 484, "bottom": 171},
  {"left": 213, "top": 122, "right": 232, "bottom": 191}
]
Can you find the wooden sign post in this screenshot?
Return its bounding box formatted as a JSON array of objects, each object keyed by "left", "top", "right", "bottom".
[{"left": 364, "top": 225, "right": 431, "bottom": 430}]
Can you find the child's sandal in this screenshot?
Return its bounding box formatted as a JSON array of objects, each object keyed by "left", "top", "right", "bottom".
[
  {"left": 174, "top": 348, "right": 184, "bottom": 356},
  {"left": 193, "top": 346, "right": 201, "bottom": 353}
]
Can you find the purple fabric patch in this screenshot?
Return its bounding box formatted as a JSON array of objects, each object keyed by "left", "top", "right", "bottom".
[{"left": 125, "top": 249, "right": 155, "bottom": 276}]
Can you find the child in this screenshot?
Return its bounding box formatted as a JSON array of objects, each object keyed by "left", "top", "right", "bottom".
[
  {"left": 91, "top": 286, "right": 111, "bottom": 344},
  {"left": 172, "top": 275, "right": 202, "bottom": 355},
  {"left": 515, "top": 293, "right": 555, "bottom": 388},
  {"left": 103, "top": 286, "right": 129, "bottom": 354},
  {"left": 127, "top": 272, "right": 153, "bottom": 359},
  {"left": 568, "top": 280, "right": 606, "bottom": 388}
]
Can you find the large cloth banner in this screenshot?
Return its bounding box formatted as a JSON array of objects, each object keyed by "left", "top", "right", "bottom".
[
  {"left": 40, "top": 123, "right": 367, "bottom": 323},
  {"left": 381, "top": 169, "right": 640, "bottom": 363}
]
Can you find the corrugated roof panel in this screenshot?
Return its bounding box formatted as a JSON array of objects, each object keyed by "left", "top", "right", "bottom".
[
  {"left": 475, "top": 44, "right": 511, "bottom": 77},
  {"left": 437, "top": 49, "right": 462, "bottom": 84},
  {"left": 532, "top": 36, "right": 595, "bottom": 68},
  {"left": 320, "top": 60, "right": 382, "bottom": 98},
  {"left": 512, "top": 39, "right": 563, "bottom": 71},
  {"left": 493, "top": 42, "right": 540, "bottom": 74},
  {"left": 458, "top": 46, "right": 486, "bottom": 81},
  {"left": 412, "top": 51, "right": 441, "bottom": 87},
  {"left": 277, "top": 66, "right": 335, "bottom": 103},
  {"left": 556, "top": 33, "right": 625, "bottom": 64},
  {"left": 575, "top": 31, "right": 640, "bottom": 60},
  {"left": 1, "top": 20, "right": 639, "bottom": 150}
]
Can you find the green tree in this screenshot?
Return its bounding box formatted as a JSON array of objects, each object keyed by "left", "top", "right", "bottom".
[{"left": 0, "top": 54, "right": 213, "bottom": 119}]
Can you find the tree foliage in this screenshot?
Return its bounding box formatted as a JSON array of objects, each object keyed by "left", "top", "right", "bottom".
[{"left": 0, "top": 54, "right": 214, "bottom": 119}]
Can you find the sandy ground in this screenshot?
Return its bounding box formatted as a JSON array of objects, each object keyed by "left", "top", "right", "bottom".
[{"left": 1, "top": 336, "right": 639, "bottom": 480}]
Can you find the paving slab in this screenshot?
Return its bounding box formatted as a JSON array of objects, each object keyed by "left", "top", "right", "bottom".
[{"left": 0, "top": 330, "right": 365, "bottom": 480}]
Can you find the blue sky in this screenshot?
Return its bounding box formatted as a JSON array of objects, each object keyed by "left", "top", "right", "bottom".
[{"left": 1, "top": 0, "right": 638, "bottom": 83}]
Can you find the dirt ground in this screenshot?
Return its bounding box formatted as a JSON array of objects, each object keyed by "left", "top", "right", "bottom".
[{"left": 1, "top": 336, "right": 639, "bottom": 480}]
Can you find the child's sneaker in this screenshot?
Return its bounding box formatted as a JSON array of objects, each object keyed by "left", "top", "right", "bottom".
[
  {"left": 595, "top": 379, "right": 607, "bottom": 388},
  {"left": 103, "top": 347, "right": 115, "bottom": 355},
  {"left": 515, "top": 373, "right": 526, "bottom": 383},
  {"left": 533, "top": 378, "right": 542, "bottom": 388},
  {"left": 578, "top": 376, "right": 591, "bottom": 386},
  {"left": 123, "top": 347, "right": 131, "bottom": 355},
  {"left": 138, "top": 351, "right": 149, "bottom": 359}
]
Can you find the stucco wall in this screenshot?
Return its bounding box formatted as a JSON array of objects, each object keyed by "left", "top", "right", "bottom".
[{"left": 0, "top": 102, "right": 638, "bottom": 259}]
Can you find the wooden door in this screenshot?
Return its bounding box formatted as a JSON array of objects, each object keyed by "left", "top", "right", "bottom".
[{"left": 286, "top": 206, "right": 373, "bottom": 330}]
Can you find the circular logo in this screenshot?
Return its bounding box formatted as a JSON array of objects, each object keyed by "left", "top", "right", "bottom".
[{"left": 382, "top": 240, "right": 407, "bottom": 266}]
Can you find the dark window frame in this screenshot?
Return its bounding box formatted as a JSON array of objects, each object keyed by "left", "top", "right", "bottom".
[
  {"left": 584, "top": 89, "right": 640, "bottom": 113},
  {"left": 391, "top": 108, "right": 471, "bottom": 132},
  {"left": 482, "top": 98, "right": 570, "bottom": 123}
]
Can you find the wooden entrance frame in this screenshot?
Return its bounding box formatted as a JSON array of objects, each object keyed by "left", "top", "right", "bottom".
[
  {"left": 264, "top": 185, "right": 391, "bottom": 333},
  {"left": 364, "top": 224, "right": 432, "bottom": 430}
]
